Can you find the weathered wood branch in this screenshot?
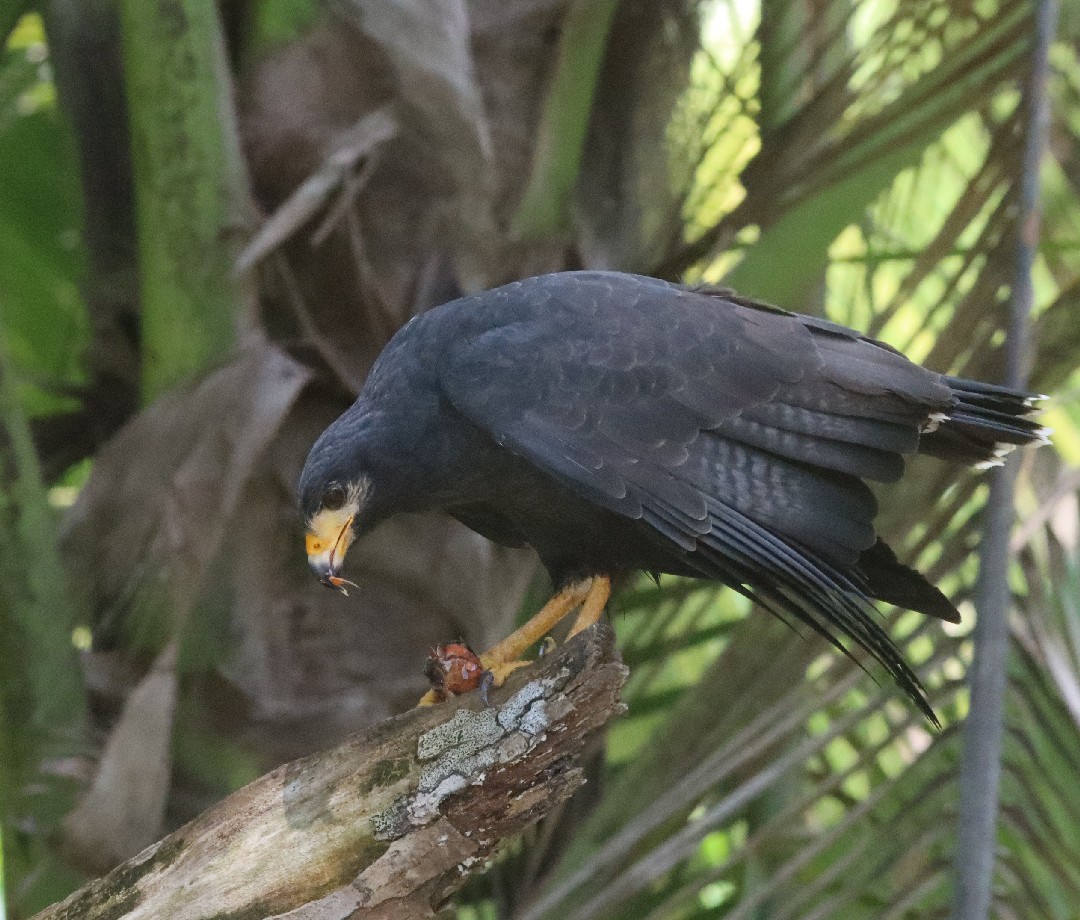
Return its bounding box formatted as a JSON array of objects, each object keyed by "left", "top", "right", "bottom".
[{"left": 35, "top": 624, "right": 626, "bottom": 920}]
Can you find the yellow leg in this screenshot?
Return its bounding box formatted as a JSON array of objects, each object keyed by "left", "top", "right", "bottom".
[
  {"left": 566, "top": 575, "right": 611, "bottom": 638},
  {"left": 480, "top": 579, "right": 593, "bottom": 669}
]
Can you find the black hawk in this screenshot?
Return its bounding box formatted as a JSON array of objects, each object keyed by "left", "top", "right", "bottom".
[{"left": 299, "top": 271, "right": 1046, "bottom": 719}]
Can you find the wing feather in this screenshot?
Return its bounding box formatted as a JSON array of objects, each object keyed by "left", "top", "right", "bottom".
[
  {"left": 740, "top": 401, "right": 921, "bottom": 453},
  {"left": 712, "top": 415, "right": 906, "bottom": 482},
  {"left": 641, "top": 493, "right": 937, "bottom": 724}
]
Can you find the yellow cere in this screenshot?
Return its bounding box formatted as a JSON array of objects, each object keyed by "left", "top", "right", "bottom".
[{"left": 305, "top": 505, "right": 358, "bottom": 566}]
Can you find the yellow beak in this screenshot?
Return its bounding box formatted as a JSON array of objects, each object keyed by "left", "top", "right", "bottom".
[{"left": 305, "top": 510, "right": 357, "bottom": 595}]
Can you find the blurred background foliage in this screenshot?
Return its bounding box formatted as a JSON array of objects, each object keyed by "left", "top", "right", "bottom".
[{"left": 1, "top": 0, "right": 1079, "bottom": 918}]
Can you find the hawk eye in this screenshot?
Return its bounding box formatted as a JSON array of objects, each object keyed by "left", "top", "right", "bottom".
[{"left": 322, "top": 484, "right": 346, "bottom": 511}]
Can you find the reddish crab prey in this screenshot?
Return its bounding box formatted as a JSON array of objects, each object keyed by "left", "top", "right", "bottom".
[{"left": 425, "top": 643, "right": 495, "bottom": 705}]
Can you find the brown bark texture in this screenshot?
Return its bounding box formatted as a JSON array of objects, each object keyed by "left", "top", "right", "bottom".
[{"left": 34, "top": 625, "right": 626, "bottom": 920}]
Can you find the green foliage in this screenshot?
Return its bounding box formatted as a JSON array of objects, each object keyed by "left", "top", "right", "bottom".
[
  {"left": 0, "top": 328, "right": 86, "bottom": 914},
  {"left": 726, "top": 139, "right": 923, "bottom": 304},
  {"left": 1, "top": 3, "right": 258, "bottom": 911},
  {"left": 0, "top": 16, "right": 88, "bottom": 915},
  {"left": 119, "top": 0, "right": 252, "bottom": 401},
  {"left": 0, "top": 15, "right": 86, "bottom": 416},
  {"left": 512, "top": 0, "right": 622, "bottom": 239},
  {"left": 249, "top": 0, "right": 318, "bottom": 53}
]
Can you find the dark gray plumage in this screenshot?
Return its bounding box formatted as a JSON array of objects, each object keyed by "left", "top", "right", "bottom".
[{"left": 299, "top": 271, "right": 1046, "bottom": 721}]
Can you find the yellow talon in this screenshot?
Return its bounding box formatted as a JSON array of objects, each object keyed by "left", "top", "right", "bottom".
[
  {"left": 418, "top": 689, "right": 441, "bottom": 706},
  {"left": 417, "top": 576, "right": 612, "bottom": 707}
]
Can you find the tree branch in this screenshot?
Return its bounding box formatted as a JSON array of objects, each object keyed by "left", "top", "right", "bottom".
[{"left": 34, "top": 624, "right": 627, "bottom": 920}]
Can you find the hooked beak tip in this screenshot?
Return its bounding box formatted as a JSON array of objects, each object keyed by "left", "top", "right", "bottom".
[
  {"left": 309, "top": 556, "right": 336, "bottom": 585},
  {"left": 308, "top": 558, "right": 357, "bottom": 596}
]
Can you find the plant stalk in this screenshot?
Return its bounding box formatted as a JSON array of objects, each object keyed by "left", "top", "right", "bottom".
[{"left": 952, "top": 0, "right": 1057, "bottom": 916}]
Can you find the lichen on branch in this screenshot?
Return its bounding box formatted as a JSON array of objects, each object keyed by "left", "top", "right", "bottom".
[{"left": 34, "top": 624, "right": 627, "bottom": 920}]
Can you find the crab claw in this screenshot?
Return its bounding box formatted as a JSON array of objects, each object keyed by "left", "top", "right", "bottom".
[{"left": 326, "top": 574, "right": 359, "bottom": 596}]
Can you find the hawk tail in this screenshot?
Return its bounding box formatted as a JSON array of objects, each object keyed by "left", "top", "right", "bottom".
[{"left": 919, "top": 377, "right": 1049, "bottom": 467}]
